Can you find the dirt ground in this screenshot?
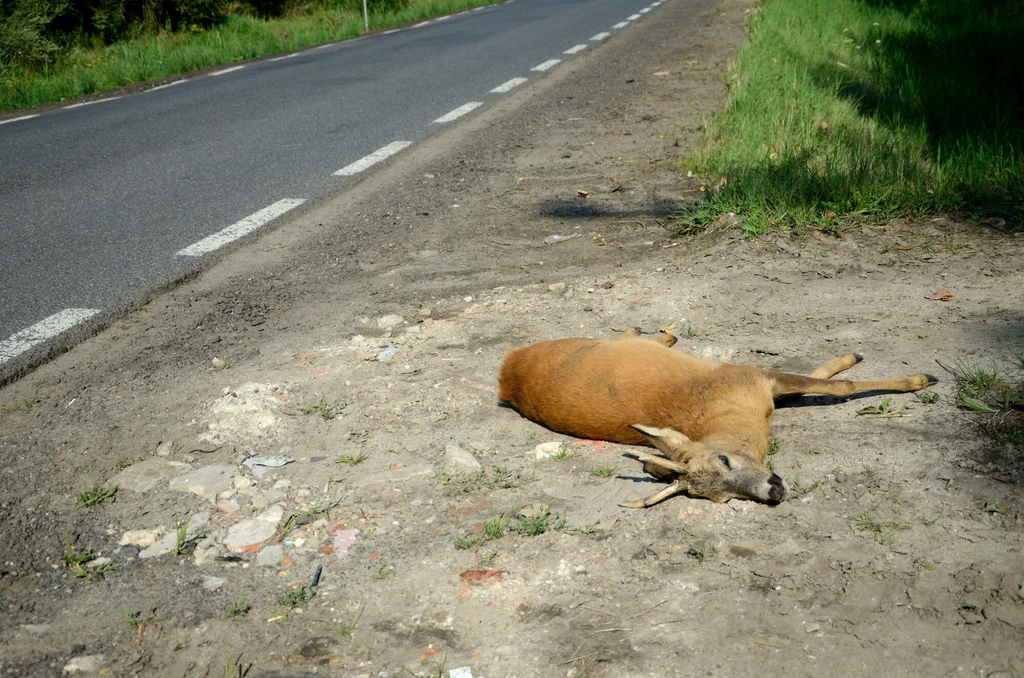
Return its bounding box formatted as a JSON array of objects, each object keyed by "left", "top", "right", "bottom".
[{"left": 2, "top": 0, "right": 1023, "bottom": 676}]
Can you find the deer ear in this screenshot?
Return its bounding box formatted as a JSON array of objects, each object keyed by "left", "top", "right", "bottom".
[{"left": 629, "top": 425, "right": 692, "bottom": 456}]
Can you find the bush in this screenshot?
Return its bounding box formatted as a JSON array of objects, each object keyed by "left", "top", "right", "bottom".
[{"left": 0, "top": 0, "right": 67, "bottom": 67}]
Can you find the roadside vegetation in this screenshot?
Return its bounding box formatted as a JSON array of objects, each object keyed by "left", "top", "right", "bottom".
[
  {"left": 681, "top": 0, "right": 1023, "bottom": 234},
  {"left": 0, "top": 0, "right": 501, "bottom": 112}
]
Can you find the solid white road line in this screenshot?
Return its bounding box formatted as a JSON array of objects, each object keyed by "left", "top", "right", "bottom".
[
  {"left": 210, "top": 65, "right": 245, "bottom": 76},
  {"left": 269, "top": 53, "right": 299, "bottom": 62},
  {"left": 491, "top": 78, "right": 528, "bottom": 93},
  {"left": 334, "top": 141, "right": 413, "bottom": 176},
  {"left": 590, "top": 32, "right": 611, "bottom": 41},
  {"left": 64, "top": 97, "right": 122, "bottom": 110},
  {"left": 434, "top": 102, "right": 483, "bottom": 123},
  {"left": 0, "top": 309, "right": 102, "bottom": 365},
  {"left": 175, "top": 199, "right": 306, "bottom": 257},
  {"left": 0, "top": 115, "right": 39, "bottom": 125},
  {"left": 531, "top": 59, "right": 561, "bottom": 72},
  {"left": 564, "top": 44, "right": 588, "bottom": 55},
  {"left": 149, "top": 80, "right": 188, "bottom": 92}
]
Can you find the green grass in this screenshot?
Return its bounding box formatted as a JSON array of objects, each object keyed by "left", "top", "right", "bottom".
[
  {"left": 76, "top": 484, "right": 118, "bottom": 507},
  {"left": 680, "top": 0, "right": 1024, "bottom": 234},
  {"left": 437, "top": 465, "right": 535, "bottom": 495},
  {"left": 1, "top": 0, "right": 505, "bottom": 112},
  {"left": 334, "top": 450, "right": 368, "bottom": 466}
]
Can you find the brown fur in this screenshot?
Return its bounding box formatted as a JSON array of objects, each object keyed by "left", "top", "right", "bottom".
[{"left": 498, "top": 331, "right": 935, "bottom": 506}]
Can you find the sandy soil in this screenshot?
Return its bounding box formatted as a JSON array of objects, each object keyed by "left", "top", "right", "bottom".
[{"left": 2, "top": 0, "right": 1023, "bottom": 676}]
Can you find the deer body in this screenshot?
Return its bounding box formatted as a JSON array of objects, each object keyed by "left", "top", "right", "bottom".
[{"left": 498, "top": 332, "right": 935, "bottom": 507}]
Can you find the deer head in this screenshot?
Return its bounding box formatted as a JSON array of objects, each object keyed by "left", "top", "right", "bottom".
[{"left": 620, "top": 425, "right": 787, "bottom": 508}]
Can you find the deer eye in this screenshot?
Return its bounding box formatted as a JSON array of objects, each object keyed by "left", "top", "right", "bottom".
[{"left": 718, "top": 454, "right": 731, "bottom": 469}]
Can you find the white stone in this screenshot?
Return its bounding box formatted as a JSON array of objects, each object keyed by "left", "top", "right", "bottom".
[
  {"left": 202, "top": 576, "right": 226, "bottom": 592},
  {"left": 377, "top": 314, "right": 404, "bottom": 329},
  {"left": 168, "top": 465, "right": 234, "bottom": 503},
  {"left": 256, "top": 544, "right": 284, "bottom": 567},
  {"left": 119, "top": 528, "right": 165, "bottom": 548},
  {"left": 223, "top": 504, "right": 284, "bottom": 551},
  {"left": 108, "top": 458, "right": 188, "bottom": 493},
  {"left": 444, "top": 444, "right": 481, "bottom": 471},
  {"left": 533, "top": 442, "right": 564, "bottom": 459},
  {"left": 63, "top": 655, "right": 106, "bottom": 674},
  {"left": 199, "top": 382, "right": 288, "bottom": 446},
  {"left": 139, "top": 531, "right": 177, "bottom": 559}
]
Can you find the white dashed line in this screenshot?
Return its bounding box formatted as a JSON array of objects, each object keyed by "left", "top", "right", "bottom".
[
  {"left": 0, "top": 114, "right": 39, "bottom": 125},
  {"left": 269, "top": 53, "right": 299, "bottom": 62},
  {"left": 627, "top": 13, "right": 642, "bottom": 20},
  {"left": 64, "top": 97, "right": 122, "bottom": 110},
  {"left": 434, "top": 102, "right": 483, "bottom": 123},
  {"left": 334, "top": 141, "right": 413, "bottom": 176},
  {"left": 532, "top": 59, "right": 561, "bottom": 72},
  {"left": 612, "top": 21, "right": 629, "bottom": 29},
  {"left": 590, "top": 32, "right": 611, "bottom": 41},
  {"left": 491, "top": 77, "right": 528, "bottom": 93},
  {"left": 149, "top": 80, "right": 188, "bottom": 92},
  {"left": 210, "top": 65, "right": 246, "bottom": 76},
  {"left": 0, "top": 309, "right": 102, "bottom": 365},
  {"left": 175, "top": 199, "right": 306, "bottom": 257},
  {"left": 640, "top": 7, "right": 651, "bottom": 12},
  {"left": 564, "top": 44, "right": 587, "bottom": 55}
]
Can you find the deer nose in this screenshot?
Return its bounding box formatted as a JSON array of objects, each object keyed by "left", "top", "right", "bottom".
[{"left": 767, "top": 474, "right": 786, "bottom": 504}]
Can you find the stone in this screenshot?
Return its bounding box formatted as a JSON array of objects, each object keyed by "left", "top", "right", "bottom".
[
  {"left": 547, "top": 282, "right": 567, "bottom": 294},
  {"left": 119, "top": 528, "right": 165, "bottom": 548},
  {"left": 199, "top": 383, "right": 289, "bottom": 446},
  {"left": 444, "top": 444, "right": 481, "bottom": 471},
  {"left": 108, "top": 458, "right": 188, "bottom": 493},
  {"left": 377, "top": 314, "right": 404, "bottom": 329},
  {"left": 533, "top": 442, "right": 564, "bottom": 459},
  {"left": 224, "top": 504, "right": 284, "bottom": 551},
  {"left": 63, "top": 655, "right": 106, "bottom": 674},
  {"left": 155, "top": 441, "right": 174, "bottom": 457},
  {"left": 449, "top": 669, "right": 473, "bottom": 678},
  {"left": 169, "top": 465, "right": 234, "bottom": 503},
  {"left": 256, "top": 544, "right": 284, "bottom": 567},
  {"left": 805, "top": 622, "right": 821, "bottom": 633},
  {"left": 333, "top": 528, "right": 359, "bottom": 557},
  {"left": 202, "top": 576, "right": 226, "bottom": 592},
  {"left": 139, "top": 531, "right": 178, "bottom": 559}
]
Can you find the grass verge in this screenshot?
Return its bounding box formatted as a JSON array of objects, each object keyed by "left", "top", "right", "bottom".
[
  {"left": 1, "top": 0, "right": 503, "bottom": 112},
  {"left": 681, "top": 0, "right": 1023, "bottom": 235}
]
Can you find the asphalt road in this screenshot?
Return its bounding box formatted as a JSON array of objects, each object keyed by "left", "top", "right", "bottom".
[{"left": 0, "top": 0, "right": 667, "bottom": 380}]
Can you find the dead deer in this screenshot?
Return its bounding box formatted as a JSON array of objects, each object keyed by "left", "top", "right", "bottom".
[{"left": 498, "top": 329, "right": 936, "bottom": 508}]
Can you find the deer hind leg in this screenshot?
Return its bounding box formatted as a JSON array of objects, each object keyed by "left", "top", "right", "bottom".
[
  {"left": 617, "top": 327, "right": 678, "bottom": 348},
  {"left": 808, "top": 353, "right": 863, "bottom": 379},
  {"left": 770, "top": 371, "right": 937, "bottom": 399}
]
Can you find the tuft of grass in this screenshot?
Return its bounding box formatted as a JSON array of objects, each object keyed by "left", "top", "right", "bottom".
[
  {"left": 916, "top": 390, "right": 940, "bottom": 405},
  {"left": 338, "top": 605, "right": 363, "bottom": 638},
  {"left": 334, "top": 450, "right": 368, "bottom": 466},
  {"left": 437, "top": 466, "right": 535, "bottom": 495},
  {"left": 227, "top": 601, "right": 251, "bottom": 617},
  {"left": 854, "top": 512, "right": 910, "bottom": 545},
  {"left": 278, "top": 585, "right": 315, "bottom": 608},
  {"left": 590, "top": 464, "right": 617, "bottom": 478},
  {"left": 512, "top": 503, "right": 566, "bottom": 537},
  {"left": 856, "top": 397, "right": 897, "bottom": 416},
  {"left": 767, "top": 435, "right": 781, "bottom": 456},
  {"left": 982, "top": 499, "right": 1009, "bottom": 515},
  {"left": 454, "top": 515, "right": 507, "bottom": 551},
  {"left": 370, "top": 565, "right": 393, "bottom": 581},
  {"left": 679, "top": 0, "right": 1023, "bottom": 235},
  {"left": 551, "top": 442, "right": 576, "bottom": 461},
  {"left": 944, "top": 356, "right": 1023, "bottom": 414},
  {"left": 296, "top": 397, "right": 345, "bottom": 421},
  {"left": 76, "top": 484, "right": 118, "bottom": 507}
]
